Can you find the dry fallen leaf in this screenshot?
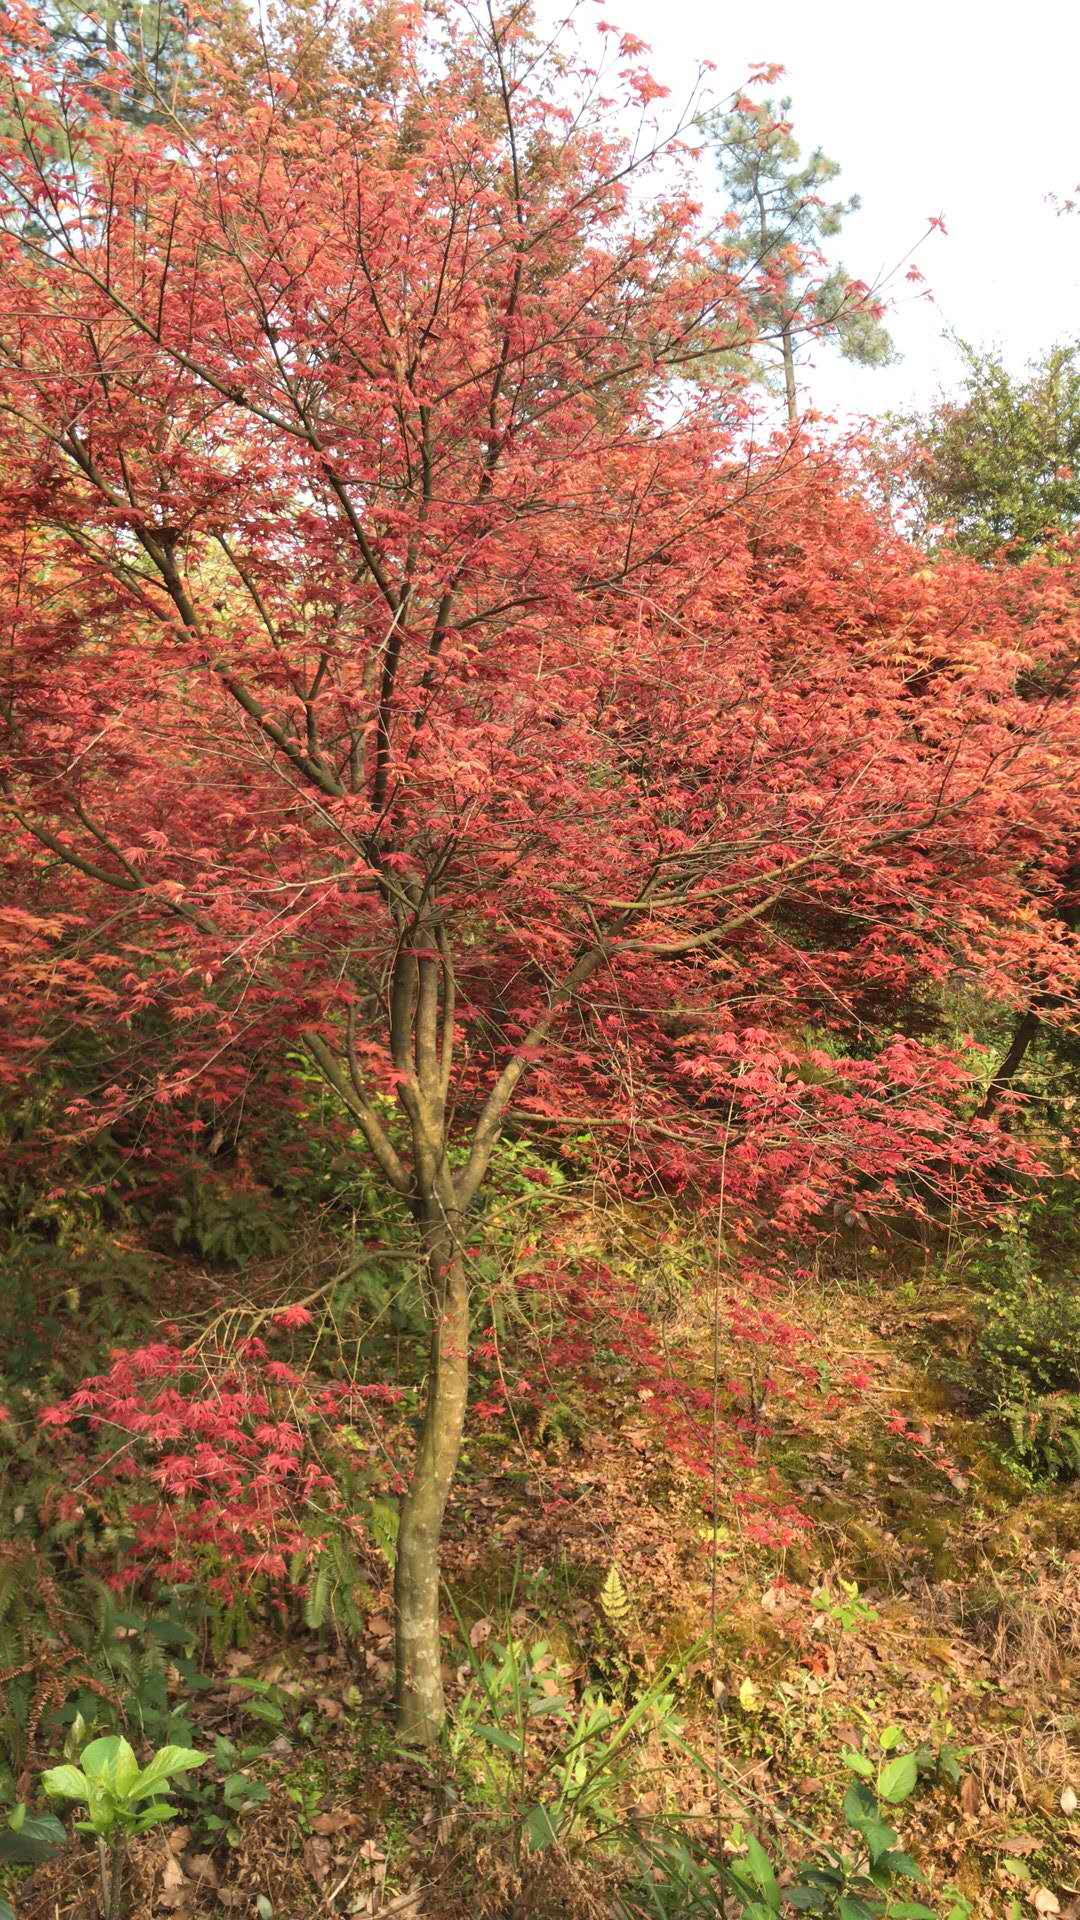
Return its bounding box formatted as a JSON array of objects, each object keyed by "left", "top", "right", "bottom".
[
  {"left": 1033, "top": 1891, "right": 1061, "bottom": 1916},
  {"left": 1061, "top": 1785, "right": 1078, "bottom": 1816},
  {"left": 158, "top": 1890, "right": 196, "bottom": 1915},
  {"left": 310, "top": 1810, "right": 360, "bottom": 1835},
  {"left": 959, "top": 1775, "right": 982, "bottom": 1817},
  {"left": 302, "top": 1835, "right": 333, "bottom": 1881},
  {"left": 184, "top": 1852, "right": 219, "bottom": 1888}
]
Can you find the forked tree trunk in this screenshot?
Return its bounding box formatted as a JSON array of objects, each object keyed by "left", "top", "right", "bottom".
[
  {"left": 306, "top": 927, "right": 602, "bottom": 1742},
  {"left": 393, "top": 1211, "right": 470, "bottom": 1742}
]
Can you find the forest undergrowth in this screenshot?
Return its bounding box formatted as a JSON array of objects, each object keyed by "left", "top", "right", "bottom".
[{"left": 2, "top": 1149, "right": 1077, "bottom": 1920}]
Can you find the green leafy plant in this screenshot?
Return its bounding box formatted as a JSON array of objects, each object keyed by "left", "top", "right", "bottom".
[
  {"left": 912, "top": 1738, "right": 970, "bottom": 1790},
  {"left": 841, "top": 1727, "right": 924, "bottom": 1802},
  {"left": 171, "top": 1175, "right": 289, "bottom": 1268},
  {"left": 42, "top": 1735, "right": 205, "bottom": 1919},
  {"left": 620, "top": 1732, "right": 937, "bottom": 1919},
  {"left": 446, "top": 1626, "right": 695, "bottom": 1867},
  {"left": 0, "top": 1549, "right": 205, "bottom": 1790},
  {"left": 221, "top": 1673, "right": 292, "bottom": 1732},
  {"left": 177, "top": 1732, "right": 270, "bottom": 1848},
  {"left": 965, "top": 1211, "right": 1080, "bottom": 1480},
  {"left": 1002, "top": 1390, "right": 1080, "bottom": 1481},
  {"left": 812, "top": 1579, "right": 878, "bottom": 1632},
  {"left": 724, "top": 1771, "right": 932, "bottom": 1918},
  {"left": 0, "top": 1796, "right": 67, "bottom": 1920}
]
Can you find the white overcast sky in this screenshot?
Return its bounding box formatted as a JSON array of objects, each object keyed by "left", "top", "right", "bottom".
[{"left": 566, "top": 0, "right": 1080, "bottom": 425}]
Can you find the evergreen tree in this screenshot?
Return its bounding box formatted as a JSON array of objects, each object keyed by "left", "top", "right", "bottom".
[
  {"left": 712, "top": 94, "right": 893, "bottom": 427},
  {"left": 46, "top": 1, "right": 197, "bottom": 125}
]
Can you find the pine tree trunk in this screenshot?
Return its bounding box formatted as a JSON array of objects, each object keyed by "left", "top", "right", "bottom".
[
  {"left": 394, "top": 1213, "right": 469, "bottom": 1742},
  {"left": 782, "top": 321, "right": 798, "bottom": 432}
]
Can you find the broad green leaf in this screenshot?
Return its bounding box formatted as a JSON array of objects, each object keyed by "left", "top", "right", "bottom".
[
  {"left": 1, "top": 1894, "right": 16, "bottom": 1920},
  {"left": 864, "top": 1822, "right": 900, "bottom": 1866},
  {"left": 0, "top": 1811, "right": 67, "bottom": 1865},
  {"left": 475, "top": 1724, "right": 523, "bottom": 1756},
  {"left": 744, "top": 1833, "right": 781, "bottom": 1911},
  {"left": 879, "top": 1725, "right": 904, "bottom": 1752},
  {"left": 843, "top": 1782, "right": 878, "bottom": 1829},
  {"left": 148, "top": 1615, "right": 197, "bottom": 1648},
  {"left": 523, "top": 1805, "right": 558, "bottom": 1852},
  {"left": 41, "top": 1764, "right": 90, "bottom": 1802},
  {"left": 843, "top": 1748, "right": 876, "bottom": 1777},
  {"left": 878, "top": 1753, "right": 919, "bottom": 1804},
  {"left": 133, "top": 1800, "right": 177, "bottom": 1829},
  {"left": 1001, "top": 1861, "right": 1031, "bottom": 1881},
  {"left": 887, "top": 1905, "right": 936, "bottom": 1919},
  {"left": 875, "top": 1851, "right": 922, "bottom": 1881},
  {"left": 785, "top": 1892, "right": 828, "bottom": 1913},
  {"left": 80, "top": 1735, "right": 139, "bottom": 1796},
  {"left": 131, "top": 1745, "right": 206, "bottom": 1798},
  {"left": 7, "top": 1804, "right": 24, "bottom": 1834},
  {"left": 223, "top": 1773, "right": 268, "bottom": 1808},
  {"left": 240, "top": 1698, "right": 284, "bottom": 1726},
  {"left": 838, "top": 1899, "right": 878, "bottom": 1920}
]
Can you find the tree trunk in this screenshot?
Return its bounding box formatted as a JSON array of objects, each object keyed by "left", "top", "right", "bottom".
[
  {"left": 782, "top": 321, "right": 798, "bottom": 433},
  {"left": 393, "top": 1213, "right": 469, "bottom": 1742},
  {"left": 978, "top": 1003, "right": 1043, "bottom": 1122},
  {"left": 979, "top": 870, "right": 1076, "bottom": 1122}
]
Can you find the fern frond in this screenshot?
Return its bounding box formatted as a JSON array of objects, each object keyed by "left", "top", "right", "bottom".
[{"left": 599, "top": 1562, "right": 631, "bottom": 1632}]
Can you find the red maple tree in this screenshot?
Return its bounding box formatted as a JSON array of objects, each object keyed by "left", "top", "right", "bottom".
[{"left": 0, "top": 1, "right": 1077, "bottom": 1735}]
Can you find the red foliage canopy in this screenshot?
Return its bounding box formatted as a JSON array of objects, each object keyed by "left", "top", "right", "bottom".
[{"left": 0, "top": 0, "right": 1073, "bottom": 1220}]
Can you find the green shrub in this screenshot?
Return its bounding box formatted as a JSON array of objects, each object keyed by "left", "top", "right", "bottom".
[
  {"left": 963, "top": 1196, "right": 1080, "bottom": 1480},
  {"left": 975, "top": 1229, "right": 1080, "bottom": 1400},
  {"left": 171, "top": 1174, "right": 290, "bottom": 1267}
]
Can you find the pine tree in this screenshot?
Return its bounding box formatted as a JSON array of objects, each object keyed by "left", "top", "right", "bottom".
[
  {"left": 712, "top": 93, "right": 893, "bottom": 427},
  {"left": 45, "top": 0, "right": 212, "bottom": 125}
]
